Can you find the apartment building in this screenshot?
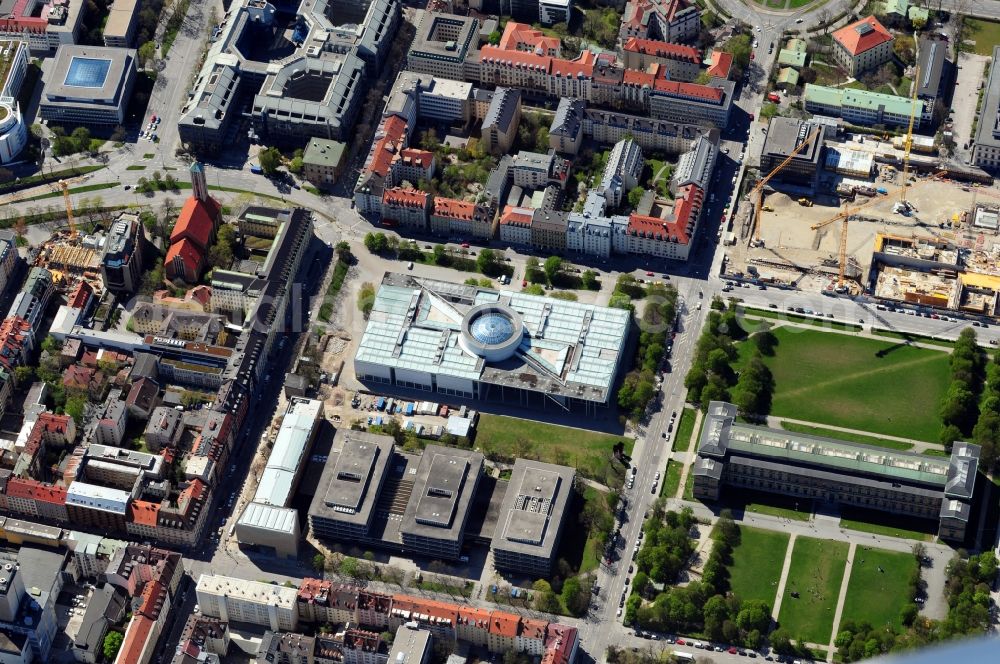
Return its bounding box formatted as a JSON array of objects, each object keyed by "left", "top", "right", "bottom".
[
  {"left": 832, "top": 16, "right": 894, "bottom": 76},
  {"left": 196, "top": 575, "right": 299, "bottom": 632},
  {"left": 549, "top": 98, "right": 585, "bottom": 155},
  {"left": 429, "top": 197, "right": 494, "bottom": 241},
  {"left": 482, "top": 87, "right": 521, "bottom": 156},
  {"left": 619, "top": 0, "right": 701, "bottom": 45},
  {"left": 621, "top": 37, "right": 700, "bottom": 81},
  {"left": 382, "top": 188, "right": 432, "bottom": 231},
  {"left": 499, "top": 206, "right": 535, "bottom": 246},
  {"left": 101, "top": 213, "right": 147, "bottom": 294}
]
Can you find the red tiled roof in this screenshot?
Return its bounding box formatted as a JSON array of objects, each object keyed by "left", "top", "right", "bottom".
[
  {"left": 489, "top": 611, "right": 520, "bottom": 638},
  {"left": 117, "top": 616, "right": 155, "bottom": 664},
  {"left": 67, "top": 281, "right": 93, "bottom": 309},
  {"left": 706, "top": 50, "right": 733, "bottom": 78},
  {"left": 833, "top": 16, "right": 893, "bottom": 56},
  {"left": 623, "top": 37, "right": 700, "bottom": 63},
  {"left": 458, "top": 606, "right": 491, "bottom": 627},
  {"left": 396, "top": 148, "right": 434, "bottom": 170},
  {"left": 165, "top": 238, "right": 205, "bottom": 277},
  {"left": 33, "top": 482, "right": 67, "bottom": 506},
  {"left": 623, "top": 68, "right": 656, "bottom": 87},
  {"left": 549, "top": 51, "right": 596, "bottom": 78},
  {"left": 432, "top": 197, "right": 478, "bottom": 220},
  {"left": 367, "top": 115, "right": 409, "bottom": 178},
  {"left": 392, "top": 595, "right": 459, "bottom": 624},
  {"left": 382, "top": 187, "right": 430, "bottom": 208},
  {"left": 652, "top": 78, "right": 724, "bottom": 102},
  {"left": 627, "top": 184, "right": 703, "bottom": 247},
  {"left": 170, "top": 196, "right": 219, "bottom": 250},
  {"left": 63, "top": 364, "right": 95, "bottom": 390},
  {"left": 5, "top": 477, "right": 35, "bottom": 501},
  {"left": 498, "top": 21, "right": 561, "bottom": 55},
  {"left": 481, "top": 45, "right": 551, "bottom": 72},
  {"left": 129, "top": 500, "right": 161, "bottom": 527},
  {"left": 500, "top": 205, "right": 534, "bottom": 227}
]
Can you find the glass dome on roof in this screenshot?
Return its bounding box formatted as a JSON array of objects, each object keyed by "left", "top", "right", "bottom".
[{"left": 470, "top": 311, "right": 516, "bottom": 346}]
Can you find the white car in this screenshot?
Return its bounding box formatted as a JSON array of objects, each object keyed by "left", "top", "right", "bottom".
[
  {"left": 753, "top": 40, "right": 759, "bottom": 48},
  {"left": 756, "top": 25, "right": 761, "bottom": 32},
  {"left": 655, "top": 472, "right": 661, "bottom": 481}
]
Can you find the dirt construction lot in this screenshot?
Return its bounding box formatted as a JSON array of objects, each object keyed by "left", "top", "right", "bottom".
[{"left": 729, "top": 178, "right": 998, "bottom": 291}]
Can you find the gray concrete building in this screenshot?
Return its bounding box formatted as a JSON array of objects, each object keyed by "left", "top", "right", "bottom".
[
  {"left": 251, "top": 52, "right": 367, "bottom": 145},
  {"left": 973, "top": 46, "right": 1000, "bottom": 173},
  {"left": 40, "top": 45, "right": 136, "bottom": 126},
  {"left": 100, "top": 212, "right": 146, "bottom": 294},
  {"left": 399, "top": 445, "right": 484, "bottom": 560},
  {"left": 308, "top": 430, "right": 395, "bottom": 543},
  {"left": 482, "top": 87, "right": 521, "bottom": 156},
  {"left": 406, "top": 12, "right": 483, "bottom": 81},
  {"left": 179, "top": 0, "right": 399, "bottom": 152},
  {"left": 549, "top": 98, "right": 585, "bottom": 156},
  {"left": 491, "top": 459, "right": 574, "bottom": 577},
  {"left": 759, "top": 117, "right": 826, "bottom": 184},
  {"left": 692, "top": 402, "right": 981, "bottom": 542}
]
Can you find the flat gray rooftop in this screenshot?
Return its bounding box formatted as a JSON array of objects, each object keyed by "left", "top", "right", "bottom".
[
  {"left": 492, "top": 459, "right": 574, "bottom": 558},
  {"left": 400, "top": 444, "right": 482, "bottom": 541},
  {"left": 311, "top": 430, "right": 394, "bottom": 528}
]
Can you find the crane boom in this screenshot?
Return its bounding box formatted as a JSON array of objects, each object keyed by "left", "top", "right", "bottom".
[
  {"left": 59, "top": 180, "right": 76, "bottom": 238},
  {"left": 751, "top": 125, "right": 823, "bottom": 244},
  {"left": 900, "top": 66, "right": 920, "bottom": 205}
]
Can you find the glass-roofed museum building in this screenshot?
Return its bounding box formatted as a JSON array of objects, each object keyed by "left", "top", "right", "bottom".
[{"left": 354, "top": 273, "right": 631, "bottom": 413}]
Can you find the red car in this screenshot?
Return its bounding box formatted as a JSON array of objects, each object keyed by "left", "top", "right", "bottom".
[
  {"left": 728, "top": 647, "right": 738, "bottom": 655},
  {"left": 676, "top": 639, "right": 686, "bottom": 646},
  {"left": 522, "top": 280, "right": 527, "bottom": 287},
  {"left": 645, "top": 271, "right": 654, "bottom": 276},
  {"left": 461, "top": 242, "right": 470, "bottom": 248},
  {"left": 750, "top": 52, "right": 755, "bottom": 59}
]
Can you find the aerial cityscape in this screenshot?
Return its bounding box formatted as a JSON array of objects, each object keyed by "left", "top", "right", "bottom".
[{"left": 0, "top": 0, "right": 997, "bottom": 663}]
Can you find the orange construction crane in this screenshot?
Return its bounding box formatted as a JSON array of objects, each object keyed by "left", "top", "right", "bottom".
[
  {"left": 751, "top": 125, "right": 824, "bottom": 245},
  {"left": 59, "top": 180, "right": 76, "bottom": 238},
  {"left": 811, "top": 171, "right": 948, "bottom": 289}
]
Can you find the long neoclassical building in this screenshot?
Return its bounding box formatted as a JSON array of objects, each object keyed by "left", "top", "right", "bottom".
[{"left": 692, "top": 402, "right": 980, "bottom": 541}]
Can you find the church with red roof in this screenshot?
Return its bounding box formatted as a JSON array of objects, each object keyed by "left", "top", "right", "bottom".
[{"left": 165, "top": 162, "right": 222, "bottom": 283}]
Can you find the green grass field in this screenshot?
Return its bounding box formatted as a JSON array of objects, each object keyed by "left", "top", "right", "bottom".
[
  {"left": 779, "top": 421, "right": 916, "bottom": 451},
  {"left": 753, "top": 328, "right": 949, "bottom": 442},
  {"left": 674, "top": 407, "right": 697, "bottom": 453},
  {"left": 870, "top": 328, "right": 955, "bottom": 349},
  {"left": 728, "top": 526, "right": 789, "bottom": 605},
  {"left": 738, "top": 307, "right": 862, "bottom": 332},
  {"left": 660, "top": 460, "right": 682, "bottom": 498},
  {"left": 965, "top": 18, "right": 1000, "bottom": 56},
  {"left": 841, "top": 548, "right": 918, "bottom": 631},
  {"left": 839, "top": 507, "right": 935, "bottom": 542},
  {"left": 779, "top": 537, "right": 849, "bottom": 645},
  {"left": 476, "top": 415, "right": 632, "bottom": 482}
]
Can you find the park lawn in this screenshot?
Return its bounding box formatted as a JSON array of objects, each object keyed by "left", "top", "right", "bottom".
[
  {"left": 789, "top": 0, "right": 819, "bottom": 6},
  {"left": 755, "top": 328, "right": 949, "bottom": 442},
  {"left": 728, "top": 526, "right": 789, "bottom": 605},
  {"left": 839, "top": 507, "right": 935, "bottom": 542},
  {"left": 965, "top": 18, "right": 1000, "bottom": 56},
  {"left": 476, "top": 415, "right": 632, "bottom": 483},
  {"left": 778, "top": 537, "right": 849, "bottom": 645},
  {"left": 660, "top": 460, "right": 682, "bottom": 498},
  {"left": 922, "top": 448, "right": 949, "bottom": 457},
  {"left": 841, "top": 547, "right": 918, "bottom": 631},
  {"left": 779, "top": 421, "right": 916, "bottom": 451},
  {"left": 737, "top": 307, "right": 861, "bottom": 332},
  {"left": 674, "top": 407, "right": 697, "bottom": 452},
  {"left": 812, "top": 62, "right": 846, "bottom": 86},
  {"left": 870, "top": 328, "right": 955, "bottom": 349}
]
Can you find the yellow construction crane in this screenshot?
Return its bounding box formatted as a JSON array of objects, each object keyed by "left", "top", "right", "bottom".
[
  {"left": 811, "top": 171, "right": 948, "bottom": 290},
  {"left": 59, "top": 179, "right": 76, "bottom": 238},
  {"left": 900, "top": 66, "right": 920, "bottom": 206},
  {"left": 750, "top": 125, "right": 823, "bottom": 245}
]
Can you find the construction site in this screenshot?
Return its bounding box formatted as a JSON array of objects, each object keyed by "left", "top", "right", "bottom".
[{"left": 725, "top": 111, "right": 1000, "bottom": 318}]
